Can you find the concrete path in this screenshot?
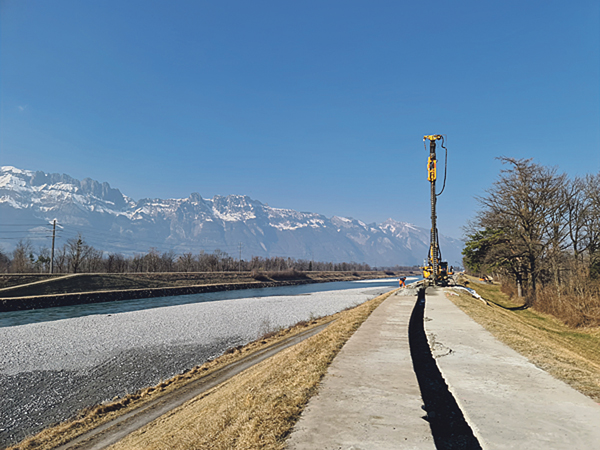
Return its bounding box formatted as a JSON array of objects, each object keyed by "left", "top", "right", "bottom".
[
  {"left": 287, "top": 289, "right": 436, "bottom": 449},
  {"left": 425, "top": 287, "right": 600, "bottom": 450},
  {"left": 287, "top": 286, "right": 600, "bottom": 449}
]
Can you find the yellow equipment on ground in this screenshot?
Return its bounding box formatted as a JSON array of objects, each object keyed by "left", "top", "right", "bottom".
[{"left": 420, "top": 135, "right": 449, "bottom": 286}]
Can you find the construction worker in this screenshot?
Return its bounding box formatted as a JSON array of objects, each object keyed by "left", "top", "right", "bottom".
[{"left": 399, "top": 277, "right": 406, "bottom": 288}]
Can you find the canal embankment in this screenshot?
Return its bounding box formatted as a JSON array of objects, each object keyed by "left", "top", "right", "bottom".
[{"left": 0, "top": 270, "right": 414, "bottom": 312}]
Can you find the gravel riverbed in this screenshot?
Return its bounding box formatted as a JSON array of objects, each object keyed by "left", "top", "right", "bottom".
[{"left": 0, "top": 283, "right": 393, "bottom": 447}]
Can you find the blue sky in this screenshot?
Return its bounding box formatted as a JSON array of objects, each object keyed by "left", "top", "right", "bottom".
[{"left": 1, "top": 0, "right": 599, "bottom": 239}]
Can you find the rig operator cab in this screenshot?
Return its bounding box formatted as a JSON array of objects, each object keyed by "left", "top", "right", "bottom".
[{"left": 420, "top": 134, "right": 450, "bottom": 286}]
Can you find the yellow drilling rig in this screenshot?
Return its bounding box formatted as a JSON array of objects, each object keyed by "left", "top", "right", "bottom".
[{"left": 421, "top": 135, "right": 450, "bottom": 286}]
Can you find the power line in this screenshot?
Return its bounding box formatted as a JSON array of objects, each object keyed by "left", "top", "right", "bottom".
[
  {"left": 0, "top": 235, "right": 56, "bottom": 239},
  {"left": 0, "top": 230, "right": 52, "bottom": 233},
  {"left": 0, "top": 223, "right": 48, "bottom": 227}
]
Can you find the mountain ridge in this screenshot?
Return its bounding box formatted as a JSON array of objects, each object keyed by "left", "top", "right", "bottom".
[{"left": 0, "top": 166, "right": 463, "bottom": 266}]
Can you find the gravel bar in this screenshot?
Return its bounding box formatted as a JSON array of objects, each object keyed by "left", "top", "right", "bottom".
[{"left": 0, "top": 284, "right": 393, "bottom": 447}]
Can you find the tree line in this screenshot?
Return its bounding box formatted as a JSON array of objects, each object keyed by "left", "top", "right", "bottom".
[
  {"left": 0, "top": 236, "right": 373, "bottom": 274},
  {"left": 463, "top": 157, "right": 600, "bottom": 326}
]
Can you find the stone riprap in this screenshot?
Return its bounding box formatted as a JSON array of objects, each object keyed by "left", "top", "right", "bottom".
[{"left": 0, "top": 284, "right": 392, "bottom": 447}]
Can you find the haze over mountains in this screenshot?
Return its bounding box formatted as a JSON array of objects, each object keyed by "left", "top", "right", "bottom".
[{"left": 0, "top": 166, "right": 463, "bottom": 267}]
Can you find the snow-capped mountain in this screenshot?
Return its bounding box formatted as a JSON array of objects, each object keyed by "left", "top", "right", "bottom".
[{"left": 0, "top": 166, "right": 463, "bottom": 266}]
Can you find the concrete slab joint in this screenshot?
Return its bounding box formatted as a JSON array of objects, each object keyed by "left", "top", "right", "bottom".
[
  {"left": 287, "top": 287, "right": 436, "bottom": 449},
  {"left": 423, "top": 286, "right": 600, "bottom": 450}
]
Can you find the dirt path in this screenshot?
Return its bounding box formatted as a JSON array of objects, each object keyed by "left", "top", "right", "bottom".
[{"left": 53, "top": 321, "right": 334, "bottom": 450}]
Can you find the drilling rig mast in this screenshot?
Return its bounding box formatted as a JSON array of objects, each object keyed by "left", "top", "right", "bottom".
[{"left": 421, "top": 135, "right": 449, "bottom": 286}]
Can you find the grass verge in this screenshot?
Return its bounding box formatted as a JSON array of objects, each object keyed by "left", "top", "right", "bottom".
[
  {"left": 450, "top": 276, "right": 600, "bottom": 402},
  {"left": 9, "top": 289, "right": 395, "bottom": 450}
]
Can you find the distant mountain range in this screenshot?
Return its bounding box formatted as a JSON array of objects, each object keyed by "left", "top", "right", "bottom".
[{"left": 0, "top": 166, "right": 463, "bottom": 267}]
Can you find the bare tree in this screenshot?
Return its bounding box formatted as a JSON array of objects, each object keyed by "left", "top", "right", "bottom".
[
  {"left": 145, "top": 248, "right": 161, "bottom": 272},
  {"left": 0, "top": 246, "right": 10, "bottom": 273},
  {"left": 131, "top": 254, "right": 144, "bottom": 273},
  {"left": 475, "top": 158, "right": 567, "bottom": 303},
  {"left": 35, "top": 246, "right": 51, "bottom": 273},
  {"left": 66, "top": 234, "right": 93, "bottom": 273},
  {"left": 565, "top": 177, "right": 590, "bottom": 262},
  {"left": 106, "top": 253, "right": 128, "bottom": 273},
  {"left": 11, "top": 240, "right": 34, "bottom": 273},
  {"left": 53, "top": 246, "right": 68, "bottom": 273},
  {"left": 545, "top": 178, "right": 571, "bottom": 291},
  {"left": 159, "top": 250, "right": 176, "bottom": 272},
  {"left": 583, "top": 174, "right": 600, "bottom": 269},
  {"left": 83, "top": 247, "right": 104, "bottom": 273},
  {"left": 176, "top": 252, "right": 196, "bottom": 272}
]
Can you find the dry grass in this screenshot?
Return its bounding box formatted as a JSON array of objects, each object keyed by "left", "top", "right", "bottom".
[
  {"left": 496, "top": 266, "right": 600, "bottom": 328},
  {"left": 9, "top": 317, "right": 332, "bottom": 450},
  {"left": 451, "top": 275, "right": 600, "bottom": 402},
  {"left": 251, "top": 269, "right": 307, "bottom": 281},
  {"left": 106, "top": 290, "right": 395, "bottom": 450},
  {"left": 8, "top": 290, "right": 394, "bottom": 450},
  {"left": 533, "top": 283, "right": 600, "bottom": 328}
]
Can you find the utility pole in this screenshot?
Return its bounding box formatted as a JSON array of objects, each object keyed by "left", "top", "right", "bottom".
[
  {"left": 238, "top": 242, "right": 243, "bottom": 273},
  {"left": 50, "top": 219, "right": 56, "bottom": 274}
]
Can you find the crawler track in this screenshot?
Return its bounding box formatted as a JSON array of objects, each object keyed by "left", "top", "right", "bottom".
[{"left": 54, "top": 320, "right": 334, "bottom": 450}]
